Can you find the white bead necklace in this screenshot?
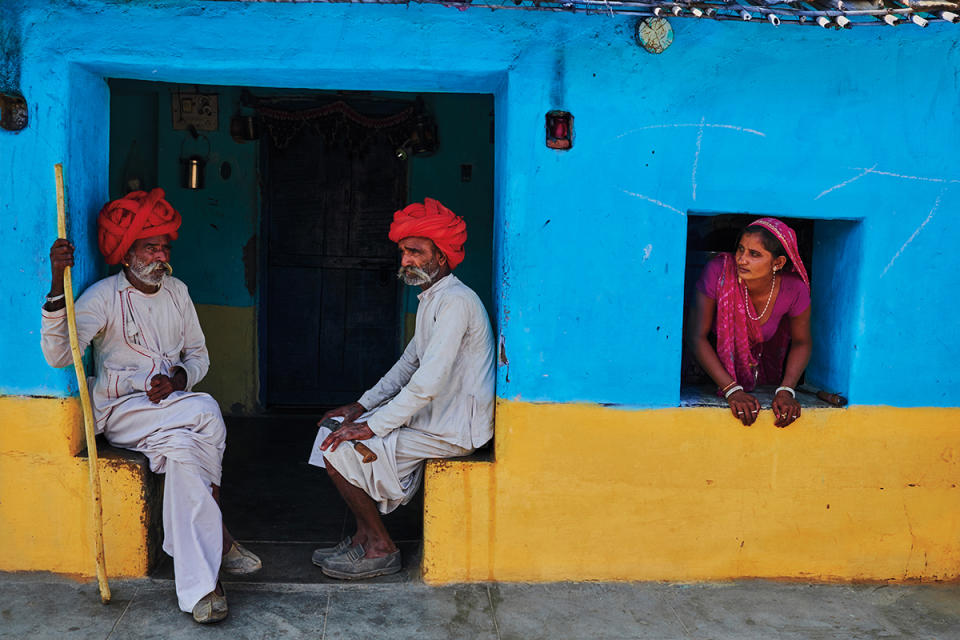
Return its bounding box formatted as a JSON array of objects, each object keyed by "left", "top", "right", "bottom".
[{"left": 744, "top": 273, "right": 777, "bottom": 322}]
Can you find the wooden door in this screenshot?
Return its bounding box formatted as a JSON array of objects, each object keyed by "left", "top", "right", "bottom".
[{"left": 263, "top": 133, "right": 405, "bottom": 407}]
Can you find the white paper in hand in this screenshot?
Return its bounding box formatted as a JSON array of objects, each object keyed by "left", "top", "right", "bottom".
[{"left": 308, "top": 416, "right": 344, "bottom": 468}]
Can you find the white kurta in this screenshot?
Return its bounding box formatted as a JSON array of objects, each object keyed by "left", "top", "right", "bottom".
[
  {"left": 41, "top": 272, "right": 224, "bottom": 613},
  {"left": 315, "top": 273, "right": 495, "bottom": 513}
]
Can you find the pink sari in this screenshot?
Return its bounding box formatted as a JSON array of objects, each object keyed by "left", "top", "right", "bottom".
[{"left": 714, "top": 218, "right": 810, "bottom": 391}]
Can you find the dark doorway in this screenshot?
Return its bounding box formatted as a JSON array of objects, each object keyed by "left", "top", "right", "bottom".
[
  {"left": 108, "top": 82, "right": 495, "bottom": 582},
  {"left": 262, "top": 109, "right": 408, "bottom": 407}
]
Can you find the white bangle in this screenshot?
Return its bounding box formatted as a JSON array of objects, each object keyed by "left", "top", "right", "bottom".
[
  {"left": 724, "top": 385, "right": 744, "bottom": 399},
  {"left": 775, "top": 386, "right": 796, "bottom": 398},
  {"left": 45, "top": 293, "right": 65, "bottom": 303}
]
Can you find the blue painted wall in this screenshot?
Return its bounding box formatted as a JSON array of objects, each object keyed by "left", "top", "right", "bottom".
[{"left": 3, "top": 0, "right": 959, "bottom": 408}]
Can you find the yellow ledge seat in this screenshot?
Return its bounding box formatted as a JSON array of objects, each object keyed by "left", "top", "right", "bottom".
[
  {"left": 422, "top": 400, "right": 960, "bottom": 585},
  {"left": 0, "top": 397, "right": 162, "bottom": 577}
]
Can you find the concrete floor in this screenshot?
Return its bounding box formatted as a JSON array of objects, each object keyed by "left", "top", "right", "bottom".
[{"left": 3, "top": 572, "right": 960, "bottom": 640}]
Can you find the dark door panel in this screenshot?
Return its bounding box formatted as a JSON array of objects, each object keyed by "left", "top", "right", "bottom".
[{"left": 264, "top": 129, "right": 405, "bottom": 407}]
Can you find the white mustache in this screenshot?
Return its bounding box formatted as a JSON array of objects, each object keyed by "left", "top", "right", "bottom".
[{"left": 397, "top": 265, "right": 436, "bottom": 286}]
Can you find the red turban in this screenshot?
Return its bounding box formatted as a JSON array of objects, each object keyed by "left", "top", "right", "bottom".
[
  {"left": 97, "top": 189, "right": 181, "bottom": 265},
  {"left": 388, "top": 198, "right": 467, "bottom": 270}
]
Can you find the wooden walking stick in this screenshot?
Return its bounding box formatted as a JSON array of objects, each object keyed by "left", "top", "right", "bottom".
[{"left": 55, "top": 164, "right": 111, "bottom": 604}]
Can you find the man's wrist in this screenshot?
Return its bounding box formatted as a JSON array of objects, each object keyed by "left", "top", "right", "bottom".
[
  {"left": 172, "top": 367, "right": 188, "bottom": 390},
  {"left": 43, "top": 297, "right": 67, "bottom": 312}
]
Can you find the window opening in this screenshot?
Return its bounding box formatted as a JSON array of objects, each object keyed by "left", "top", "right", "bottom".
[{"left": 680, "top": 213, "right": 859, "bottom": 408}]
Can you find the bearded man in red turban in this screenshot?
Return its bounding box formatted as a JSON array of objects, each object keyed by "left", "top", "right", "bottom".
[
  {"left": 308, "top": 197, "right": 495, "bottom": 580},
  {"left": 41, "top": 189, "right": 260, "bottom": 624}
]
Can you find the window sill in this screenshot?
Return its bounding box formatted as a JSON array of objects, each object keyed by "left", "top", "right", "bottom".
[{"left": 680, "top": 384, "right": 838, "bottom": 409}]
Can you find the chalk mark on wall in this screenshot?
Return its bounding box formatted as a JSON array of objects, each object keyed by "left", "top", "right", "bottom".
[
  {"left": 615, "top": 123, "right": 766, "bottom": 139},
  {"left": 621, "top": 190, "right": 685, "bottom": 216},
  {"left": 691, "top": 117, "right": 705, "bottom": 201},
  {"left": 850, "top": 167, "right": 960, "bottom": 185},
  {"left": 643, "top": 244, "right": 653, "bottom": 261},
  {"left": 814, "top": 164, "right": 877, "bottom": 200},
  {"left": 880, "top": 188, "right": 945, "bottom": 279}
]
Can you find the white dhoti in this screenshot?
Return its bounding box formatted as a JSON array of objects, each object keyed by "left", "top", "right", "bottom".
[
  {"left": 104, "top": 391, "right": 226, "bottom": 613},
  {"left": 310, "top": 422, "right": 470, "bottom": 514}
]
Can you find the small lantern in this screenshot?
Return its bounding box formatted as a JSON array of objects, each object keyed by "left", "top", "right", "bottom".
[
  {"left": 546, "top": 111, "right": 573, "bottom": 150},
  {"left": 396, "top": 101, "right": 439, "bottom": 160}
]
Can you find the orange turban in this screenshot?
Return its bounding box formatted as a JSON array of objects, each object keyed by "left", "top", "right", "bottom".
[
  {"left": 388, "top": 198, "right": 467, "bottom": 270},
  {"left": 97, "top": 189, "right": 181, "bottom": 265}
]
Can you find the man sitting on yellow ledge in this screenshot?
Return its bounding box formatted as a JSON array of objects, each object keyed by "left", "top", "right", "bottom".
[
  {"left": 310, "top": 198, "right": 495, "bottom": 580},
  {"left": 40, "top": 189, "right": 260, "bottom": 624}
]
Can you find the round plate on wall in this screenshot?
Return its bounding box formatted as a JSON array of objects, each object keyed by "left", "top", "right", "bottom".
[{"left": 635, "top": 17, "right": 674, "bottom": 54}]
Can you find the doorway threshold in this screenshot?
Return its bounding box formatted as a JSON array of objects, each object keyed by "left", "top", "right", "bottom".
[{"left": 153, "top": 413, "right": 428, "bottom": 585}]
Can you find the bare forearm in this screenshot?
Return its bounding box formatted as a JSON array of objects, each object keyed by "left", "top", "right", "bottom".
[
  {"left": 780, "top": 340, "right": 811, "bottom": 389},
  {"left": 689, "top": 336, "right": 736, "bottom": 388},
  {"left": 45, "top": 272, "right": 67, "bottom": 313}
]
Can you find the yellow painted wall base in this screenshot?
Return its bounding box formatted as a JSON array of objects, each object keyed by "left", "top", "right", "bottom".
[
  {"left": 8, "top": 394, "right": 959, "bottom": 584},
  {"left": 195, "top": 304, "right": 258, "bottom": 415},
  {"left": 0, "top": 396, "right": 154, "bottom": 577},
  {"left": 423, "top": 401, "right": 960, "bottom": 584}
]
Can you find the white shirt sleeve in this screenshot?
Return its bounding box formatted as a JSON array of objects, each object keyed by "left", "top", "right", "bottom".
[
  {"left": 178, "top": 290, "right": 209, "bottom": 390},
  {"left": 358, "top": 337, "right": 420, "bottom": 412},
  {"left": 366, "top": 296, "right": 469, "bottom": 437},
  {"left": 40, "top": 288, "right": 107, "bottom": 368}
]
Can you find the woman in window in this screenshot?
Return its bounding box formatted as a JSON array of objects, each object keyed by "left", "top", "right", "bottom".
[{"left": 687, "top": 217, "right": 811, "bottom": 427}]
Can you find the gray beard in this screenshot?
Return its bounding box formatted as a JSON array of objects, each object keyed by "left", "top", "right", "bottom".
[
  {"left": 129, "top": 257, "right": 168, "bottom": 287},
  {"left": 397, "top": 265, "right": 439, "bottom": 287}
]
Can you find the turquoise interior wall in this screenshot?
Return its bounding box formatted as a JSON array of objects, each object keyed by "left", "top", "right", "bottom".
[
  {"left": 4, "top": 0, "right": 960, "bottom": 409},
  {"left": 108, "top": 84, "right": 159, "bottom": 202},
  {"left": 108, "top": 82, "right": 259, "bottom": 308},
  {"left": 159, "top": 85, "right": 260, "bottom": 308},
  {"left": 406, "top": 93, "right": 495, "bottom": 322}
]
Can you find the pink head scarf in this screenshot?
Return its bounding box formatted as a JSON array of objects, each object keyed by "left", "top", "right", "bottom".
[{"left": 714, "top": 217, "right": 809, "bottom": 391}]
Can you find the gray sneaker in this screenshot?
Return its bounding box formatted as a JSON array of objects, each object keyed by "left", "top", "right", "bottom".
[
  {"left": 311, "top": 537, "right": 352, "bottom": 566},
  {"left": 320, "top": 543, "right": 401, "bottom": 580}
]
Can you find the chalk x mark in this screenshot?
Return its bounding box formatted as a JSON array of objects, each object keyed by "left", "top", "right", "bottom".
[
  {"left": 881, "top": 189, "right": 944, "bottom": 278},
  {"left": 692, "top": 117, "right": 705, "bottom": 201},
  {"left": 621, "top": 190, "right": 686, "bottom": 216},
  {"left": 815, "top": 164, "right": 877, "bottom": 200},
  {"left": 616, "top": 123, "right": 766, "bottom": 139}
]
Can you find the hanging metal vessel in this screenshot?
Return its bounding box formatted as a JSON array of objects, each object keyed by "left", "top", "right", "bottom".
[{"left": 182, "top": 155, "right": 205, "bottom": 190}]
